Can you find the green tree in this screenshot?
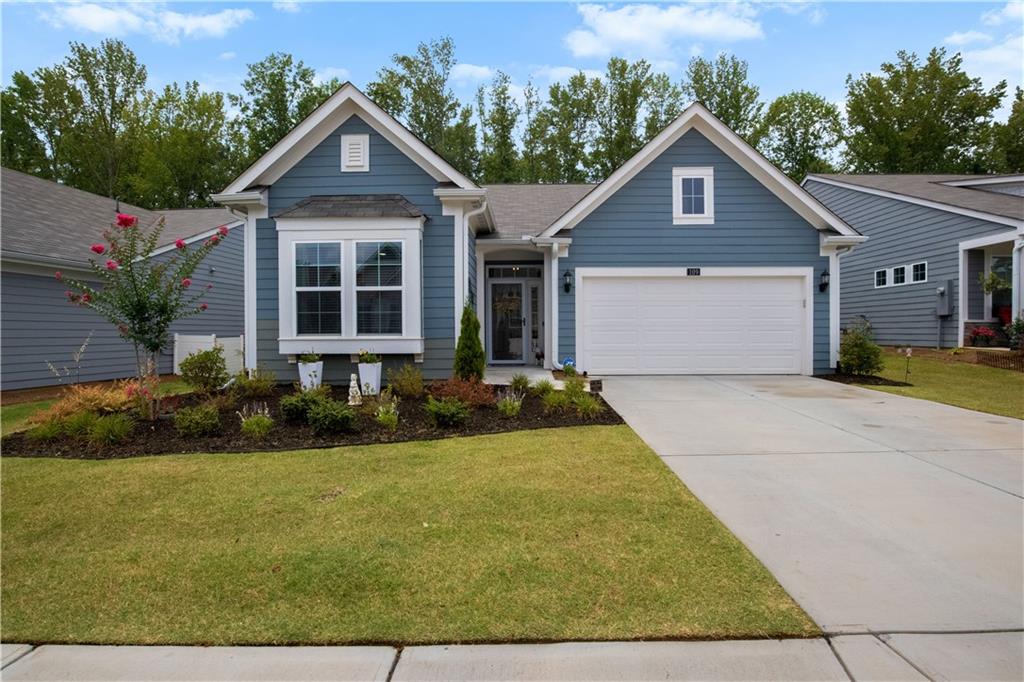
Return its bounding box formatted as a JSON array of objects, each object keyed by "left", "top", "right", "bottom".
[
  {"left": 644, "top": 72, "right": 684, "bottom": 141},
  {"left": 453, "top": 304, "right": 485, "bottom": 381},
  {"left": 844, "top": 48, "right": 1005, "bottom": 173},
  {"left": 445, "top": 105, "right": 481, "bottom": 181},
  {"left": 0, "top": 73, "right": 53, "bottom": 177},
  {"left": 757, "top": 91, "right": 844, "bottom": 181},
  {"left": 589, "top": 58, "right": 653, "bottom": 179},
  {"left": 519, "top": 82, "right": 543, "bottom": 183},
  {"left": 682, "top": 54, "right": 763, "bottom": 142},
  {"left": 229, "top": 52, "right": 337, "bottom": 166},
  {"left": 129, "top": 82, "right": 237, "bottom": 208},
  {"left": 477, "top": 71, "right": 521, "bottom": 183},
  {"left": 526, "top": 72, "right": 600, "bottom": 183},
  {"left": 989, "top": 87, "right": 1024, "bottom": 172}
]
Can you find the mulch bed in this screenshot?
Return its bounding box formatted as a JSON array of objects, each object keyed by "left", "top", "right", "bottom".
[
  {"left": 1, "top": 385, "right": 623, "bottom": 460},
  {"left": 822, "top": 373, "right": 910, "bottom": 387}
]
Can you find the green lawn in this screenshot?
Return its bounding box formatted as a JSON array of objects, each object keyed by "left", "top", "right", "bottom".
[
  {"left": 851, "top": 350, "right": 1024, "bottom": 419},
  {"left": 1, "top": 425, "right": 816, "bottom": 645}
]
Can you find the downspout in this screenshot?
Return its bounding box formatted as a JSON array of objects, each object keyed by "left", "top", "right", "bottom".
[
  {"left": 463, "top": 199, "right": 488, "bottom": 309},
  {"left": 1013, "top": 235, "right": 1024, "bottom": 321}
]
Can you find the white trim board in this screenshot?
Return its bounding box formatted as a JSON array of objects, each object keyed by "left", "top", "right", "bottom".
[
  {"left": 804, "top": 176, "right": 1024, "bottom": 230},
  {"left": 572, "top": 266, "right": 816, "bottom": 376},
  {"left": 221, "top": 83, "right": 477, "bottom": 195},
  {"left": 942, "top": 175, "right": 1024, "bottom": 188},
  {"left": 541, "top": 103, "right": 858, "bottom": 238}
]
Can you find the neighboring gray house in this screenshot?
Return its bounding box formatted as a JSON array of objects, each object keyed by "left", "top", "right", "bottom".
[
  {"left": 212, "top": 83, "right": 862, "bottom": 381},
  {"left": 1, "top": 168, "right": 245, "bottom": 390},
  {"left": 803, "top": 174, "right": 1024, "bottom": 348}
]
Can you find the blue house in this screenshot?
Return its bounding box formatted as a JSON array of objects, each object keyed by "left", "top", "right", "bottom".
[
  {"left": 804, "top": 174, "right": 1023, "bottom": 348},
  {"left": 213, "top": 83, "right": 862, "bottom": 381}
]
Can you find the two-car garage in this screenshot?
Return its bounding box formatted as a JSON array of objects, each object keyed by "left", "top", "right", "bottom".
[{"left": 575, "top": 268, "right": 813, "bottom": 376}]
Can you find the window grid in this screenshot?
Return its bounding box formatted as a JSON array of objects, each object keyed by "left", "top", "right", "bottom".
[
  {"left": 356, "top": 241, "right": 403, "bottom": 336},
  {"left": 892, "top": 266, "right": 906, "bottom": 285},
  {"left": 874, "top": 270, "right": 887, "bottom": 288},
  {"left": 295, "top": 242, "right": 343, "bottom": 336},
  {"left": 680, "top": 177, "right": 706, "bottom": 216},
  {"left": 912, "top": 262, "right": 927, "bottom": 283}
]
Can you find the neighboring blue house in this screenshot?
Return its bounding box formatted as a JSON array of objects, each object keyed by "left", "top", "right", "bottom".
[
  {"left": 804, "top": 174, "right": 1024, "bottom": 348},
  {"left": 0, "top": 168, "right": 245, "bottom": 390},
  {"left": 213, "top": 83, "right": 862, "bottom": 381}
]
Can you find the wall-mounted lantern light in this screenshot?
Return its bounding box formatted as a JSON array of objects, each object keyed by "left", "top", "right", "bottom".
[
  {"left": 819, "top": 269, "right": 830, "bottom": 292},
  {"left": 563, "top": 270, "right": 573, "bottom": 293}
]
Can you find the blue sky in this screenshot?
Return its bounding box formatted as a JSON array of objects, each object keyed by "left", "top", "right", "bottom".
[{"left": 2, "top": 1, "right": 1022, "bottom": 118}]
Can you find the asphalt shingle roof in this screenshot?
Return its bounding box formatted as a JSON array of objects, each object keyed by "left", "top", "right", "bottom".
[
  {"left": 808, "top": 174, "right": 1024, "bottom": 222},
  {"left": 481, "top": 184, "right": 596, "bottom": 240},
  {"left": 1, "top": 168, "right": 239, "bottom": 265},
  {"left": 273, "top": 195, "right": 424, "bottom": 219}
]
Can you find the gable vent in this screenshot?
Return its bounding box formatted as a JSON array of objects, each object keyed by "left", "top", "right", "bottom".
[{"left": 341, "top": 134, "right": 369, "bottom": 172}]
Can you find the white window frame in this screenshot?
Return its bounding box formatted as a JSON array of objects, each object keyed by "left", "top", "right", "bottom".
[
  {"left": 277, "top": 217, "right": 424, "bottom": 355},
  {"left": 672, "top": 166, "right": 715, "bottom": 225},
  {"left": 354, "top": 240, "right": 405, "bottom": 336},
  {"left": 892, "top": 265, "right": 907, "bottom": 286},
  {"left": 340, "top": 134, "right": 369, "bottom": 172},
  {"left": 874, "top": 269, "right": 888, "bottom": 288},
  {"left": 294, "top": 241, "right": 344, "bottom": 336},
  {"left": 911, "top": 261, "right": 928, "bottom": 283}
]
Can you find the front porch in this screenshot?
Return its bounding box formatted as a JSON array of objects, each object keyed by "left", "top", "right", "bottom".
[{"left": 958, "top": 230, "right": 1024, "bottom": 347}]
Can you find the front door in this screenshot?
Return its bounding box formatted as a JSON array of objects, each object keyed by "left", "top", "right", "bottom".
[{"left": 490, "top": 281, "right": 526, "bottom": 363}]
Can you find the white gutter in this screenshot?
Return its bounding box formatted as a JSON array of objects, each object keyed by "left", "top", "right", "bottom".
[{"left": 210, "top": 191, "right": 267, "bottom": 208}]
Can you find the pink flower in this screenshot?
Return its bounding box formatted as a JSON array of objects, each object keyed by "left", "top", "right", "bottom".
[
  {"left": 105, "top": 260, "right": 117, "bottom": 270},
  {"left": 217, "top": 225, "right": 229, "bottom": 237},
  {"left": 116, "top": 213, "right": 137, "bottom": 228},
  {"left": 206, "top": 283, "right": 213, "bottom": 290},
  {"left": 175, "top": 239, "right": 186, "bottom": 249},
  {"left": 181, "top": 278, "right": 192, "bottom": 288},
  {"left": 199, "top": 303, "right": 208, "bottom": 311},
  {"left": 54, "top": 271, "right": 62, "bottom": 281},
  {"left": 90, "top": 244, "right": 105, "bottom": 255},
  {"left": 81, "top": 293, "right": 91, "bottom": 303},
  {"left": 64, "top": 290, "right": 74, "bottom": 300},
  {"left": 209, "top": 235, "right": 220, "bottom": 246}
]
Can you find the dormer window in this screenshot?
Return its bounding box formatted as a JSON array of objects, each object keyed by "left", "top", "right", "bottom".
[
  {"left": 672, "top": 167, "right": 714, "bottom": 225},
  {"left": 341, "top": 134, "right": 369, "bottom": 172}
]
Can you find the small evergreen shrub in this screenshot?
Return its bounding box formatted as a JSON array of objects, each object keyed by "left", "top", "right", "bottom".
[
  {"left": 530, "top": 379, "right": 555, "bottom": 397},
  {"left": 240, "top": 414, "right": 274, "bottom": 440},
  {"left": 496, "top": 390, "right": 523, "bottom": 418},
  {"left": 542, "top": 390, "right": 572, "bottom": 413},
  {"left": 63, "top": 411, "right": 100, "bottom": 437},
  {"left": 279, "top": 386, "right": 330, "bottom": 422},
  {"left": 563, "top": 376, "right": 587, "bottom": 401},
  {"left": 307, "top": 399, "right": 356, "bottom": 435},
  {"left": 839, "top": 320, "right": 883, "bottom": 375},
  {"left": 386, "top": 363, "right": 424, "bottom": 398},
  {"left": 453, "top": 304, "right": 485, "bottom": 380},
  {"left": 26, "top": 419, "right": 63, "bottom": 442},
  {"left": 509, "top": 373, "right": 531, "bottom": 393},
  {"left": 234, "top": 367, "right": 276, "bottom": 399},
  {"left": 425, "top": 395, "right": 471, "bottom": 427},
  {"left": 562, "top": 362, "right": 577, "bottom": 377},
  {"left": 174, "top": 404, "right": 221, "bottom": 437},
  {"left": 179, "top": 346, "right": 229, "bottom": 394},
  {"left": 573, "top": 393, "right": 605, "bottom": 419},
  {"left": 88, "top": 413, "right": 134, "bottom": 445},
  {"left": 429, "top": 377, "right": 495, "bottom": 407}
]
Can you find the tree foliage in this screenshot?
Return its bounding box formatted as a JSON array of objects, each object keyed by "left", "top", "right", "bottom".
[
  {"left": 477, "top": 71, "right": 521, "bottom": 183},
  {"left": 989, "top": 87, "right": 1024, "bottom": 173},
  {"left": 683, "top": 54, "right": 763, "bottom": 142},
  {"left": 757, "top": 91, "right": 844, "bottom": 181},
  {"left": 844, "top": 48, "right": 1005, "bottom": 173}
]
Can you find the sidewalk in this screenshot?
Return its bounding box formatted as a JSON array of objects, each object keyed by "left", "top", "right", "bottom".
[{"left": 3, "top": 633, "right": 1022, "bottom": 681}]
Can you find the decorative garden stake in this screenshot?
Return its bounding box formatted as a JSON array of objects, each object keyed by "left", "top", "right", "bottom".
[
  {"left": 903, "top": 347, "right": 912, "bottom": 383},
  {"left": 348, "top": 374, "right": 363, "bottom": 406},
  {"left": 58, "top": 214, "right": 224, "bottom": 419}
]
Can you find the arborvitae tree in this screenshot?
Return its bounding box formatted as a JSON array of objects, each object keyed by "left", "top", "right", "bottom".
[{"left": 453, "top": 304, "right": 485, "bottom": 381}]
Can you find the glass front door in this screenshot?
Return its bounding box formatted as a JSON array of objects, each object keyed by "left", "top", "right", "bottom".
[{"left": 490, "top": 282, "right": 525, "bottom": 362}]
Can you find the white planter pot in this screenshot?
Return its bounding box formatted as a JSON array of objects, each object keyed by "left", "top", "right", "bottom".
[
  {"left": 297, "top": 361, "right": 323, "bottom": 390},
  {"left": 358, "top": 362, "right": 382, "bottom": 396}
]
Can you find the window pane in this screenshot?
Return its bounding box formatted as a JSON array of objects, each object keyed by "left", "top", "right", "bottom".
[
  {"left": 357, "top": 242, "right": 403, "bottom": 287},
  {"left": 690, "top": 177, "right": 704, "bottom": 196},
  {"left": 680, "top": 176, "right": 706, "bottom": 215},
  {"left": 876, "top": 271, "right": 886, "bottom": 286},
  {"left": 912, "top": 263, "right": 927, "bottom": 282},
  {"left": 296, "top": 243, "right": 318, "bottom": 266},
  {"left": 682, "top": 196, "right": 694, "bottom": 214},
  {"left": 681, "top": 178, "right": 694, "bottom": 195},
  {"left": 893, "top": 267, "right": 905, "bottom": 284},
  {"left": 296, "top": 266, "right": 318, "bottom": 287},
  {"left": 357, "top": 290, "right": 402, "bottom": 335},
  {"left": 296, "top": 243, "right": 341, "bottom": 287},
  {"left": 318, "top": 265, "right": 341, "bottom": 287},
  {"left": 296, "top": 291, "right": 341, "bottom": 335},
  {"left": 691, "top": 196, "right": 705, "bottom": 215}
]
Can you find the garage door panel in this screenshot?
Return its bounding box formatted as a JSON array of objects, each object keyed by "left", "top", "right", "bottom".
[{"left": 581, "top": 275, "right": 806, "bottom": 375}]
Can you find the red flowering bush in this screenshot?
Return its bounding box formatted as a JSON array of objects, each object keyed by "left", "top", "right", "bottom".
[
  {"left": 58, "top": 214, "right": 224, "bottom": 418},
  {"left": 971, "top": 325, "right": 997, "bottom": 339},
  {"left": 428, "top": 377, "right": 495, "bottom": 407}
]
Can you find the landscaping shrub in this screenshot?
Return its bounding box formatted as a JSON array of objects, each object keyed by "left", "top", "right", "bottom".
[
  {"left": 62, "top": 411, "right": 100, "bottom": 437},
  {"left": 375, "top": 391, "right": 400, "bottom": 431},
  {"left": 530, "top": 378, "right": 555, "bottom": 397},
  {"left": 386, "top": 363, "right": 424, "bottom": 398},
  {"left": 496, "top": 390, "right": 523, "bottom": 418},
  {"left": 453, "top": 304, "right": 485, "bottom": 380},
  {"left": 203, "top": 392, "right": 238, "bottom": 412},
  {"left": 563, "top": 375, "right": 587, "bottom": 400},
  {"left": 430, "top": 377, "right": 495, "bottom": 407},
  {"left": 307, "top": 399, "right": 356, "bottom": 435},
  {"left": 542, "top": 390, "right": 572, "bottom": 413},
  {"left": 174, "top": 404, "right": 221, "bottom": 437},
  {"left": 31, "top": 382, "right": 132, "bottom": 424},
  {"left": 839, "top": 321, "right": 883, "bottom": 375},
  {"left": 87, "top": 413, "right": 134, "bottom": 446},
  {"left": 179, "top": 346, "right": 229, "bottom": 394},
  {"left": 239, "top": 414, "right": 274, "bottom": 440},
  {"left": 562, "top": 362, "right": 577, "bottom": 377},
  {"left": 279, "top": 386, "right": 330, "bottom": 422},
  {"left": 573, "top": 393, "right": 605, "bottom": 419},
  {"left": 234, "top": 367, "right": 277, "bottom": 399},
  {"left": 1007, "top": 317, "right": 1024, "bottom": 350},
  {"left": 425, "top": 395, "right": 471, "bottom": 427},
  {"left": 26, "top": 419, "right": 63, "bottom": 442},
  {"left": 509, "top": 373, "right": 531, "bottom": 393}
]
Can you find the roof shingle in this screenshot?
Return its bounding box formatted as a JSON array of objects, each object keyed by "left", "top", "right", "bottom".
[
  {"left": 273, "top": 195, "right": 424, "bottom": 219},
  {"left": 481, "top": 184, "right": 596, "bottom": 240}
]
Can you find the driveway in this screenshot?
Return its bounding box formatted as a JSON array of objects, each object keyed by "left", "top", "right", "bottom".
[{"left": 603, "top": 376, "right": 1023, "bottom": 674}]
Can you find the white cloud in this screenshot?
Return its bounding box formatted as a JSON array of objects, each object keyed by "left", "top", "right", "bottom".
[
  {"left": 960, "top": 32, "right": 1024, "bottom": 117},
  {"left": 272, "top": 1, "right": 302, "bottom": 13},
  {"left": 564, "top": 3, "right": 763, "bottom": 59},
  {"left": 314, "top": 67, "right": 350, "bottom": 85},
  {"left": 944, "top": 30, "right": 993, "bottom": 46},
  {"left": 43, "top": 3, "right": 254, "bottom": 45},
  {"left": 451, "top": 63, "right": 495, "bottom": 85},
  {"left": 219, "top": 51, "right": 237, "bottom": 61},
  {"left": 981, "top": 1, "right": 1023, "bottom": 26},
  {"left": 532, "top": 65, "right": 604, "bottom": 83}
]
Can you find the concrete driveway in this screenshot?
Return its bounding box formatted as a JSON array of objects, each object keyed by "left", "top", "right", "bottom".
[{"left": 603, "top": 376, "right": 1023, "bottom": 674}]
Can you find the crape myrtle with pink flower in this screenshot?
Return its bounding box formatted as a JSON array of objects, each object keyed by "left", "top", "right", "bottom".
[{"left": 57, "top": 213, "right": 229, "bottom": 418}]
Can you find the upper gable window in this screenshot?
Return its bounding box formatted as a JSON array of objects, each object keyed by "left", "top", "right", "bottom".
[
  {"left": 341, "top": 134, "right": 369, "bottom": 172},
  {"left": 672, "top": 167, "right": 714, "bottom": 225}
]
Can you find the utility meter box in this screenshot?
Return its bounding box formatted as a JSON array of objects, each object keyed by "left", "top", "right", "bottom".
[{"left": 936, "top": 280, "right": 953, "bottom": 317}]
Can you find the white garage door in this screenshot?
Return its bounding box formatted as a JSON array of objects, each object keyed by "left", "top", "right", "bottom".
[{"left": 579, "top": 275, "right": 807, "bottom": 375}]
